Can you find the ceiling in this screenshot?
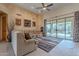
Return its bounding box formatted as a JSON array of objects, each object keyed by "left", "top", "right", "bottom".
[{"left": 15, "top": 3, "right": 71, "bottom": 15}]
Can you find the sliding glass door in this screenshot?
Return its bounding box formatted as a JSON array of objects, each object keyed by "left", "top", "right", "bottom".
[
  {"left": 57, "top": 19, "right": 65, "bottom": 39},
  {"left": 66, "top": 17, "right": 73, "bottom": 40},
  {"left": 46, "top": 22, "right": 51, "bottom": 36},
  {"left": 51, "top": 20, "right": 57, "bottom": 37},
  {"left": 45, "top": 17, "right": 73, "bottom": 40}
]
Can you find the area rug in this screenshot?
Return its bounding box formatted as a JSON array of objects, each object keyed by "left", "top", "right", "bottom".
[
  {"left": 37, "top": 36, "right": 62, "bottom": 52},
  {"left": 38, "top": 39, "right": 56, "bottom": 52}
]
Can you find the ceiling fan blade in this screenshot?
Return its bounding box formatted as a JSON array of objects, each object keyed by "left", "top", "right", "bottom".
[
  {"left": 47, "top": 3, "right": 53, "bottom": 7},
  {"left": 42, "top": 3, "right": 45, "bottom": 7},
  {"left": 36, "top": 7, "right": 43, "bottom": 9}
]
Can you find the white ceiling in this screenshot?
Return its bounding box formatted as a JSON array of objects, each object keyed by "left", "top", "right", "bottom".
[{"left": 15, "top": 3, "right": 71, "bottom": 15}]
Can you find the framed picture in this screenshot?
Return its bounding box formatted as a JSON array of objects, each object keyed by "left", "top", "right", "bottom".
[
  {"left": 32, "top": 21, "right": 36, "bottom": 27},
  {"left": 24, "top": 19, "right": 31, "bottom": 27},
  {"left": 16, "top": 19, "right": 21, "bottom": 25}
]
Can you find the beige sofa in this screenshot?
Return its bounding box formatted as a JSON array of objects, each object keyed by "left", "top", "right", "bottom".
[{"left": 11, "top": 31, "right": 37, "bottom": 56}]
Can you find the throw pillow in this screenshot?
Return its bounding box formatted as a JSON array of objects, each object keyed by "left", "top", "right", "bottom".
[{"left": 24, "top": 33, "right": 31, "bottom": 40}]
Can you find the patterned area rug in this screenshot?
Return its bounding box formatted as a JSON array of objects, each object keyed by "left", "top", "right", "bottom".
[
  {"left": 38, "top": 40, "right": 56, "bottom": 52},
  {"left": 37, "top": 37, "right": 62, "bottom": 52}
]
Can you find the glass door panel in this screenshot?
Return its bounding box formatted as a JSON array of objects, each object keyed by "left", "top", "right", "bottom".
[
  {"left": 46, "top": 22, "right": 51, "bottom": 36},
  {"left": 51, "top": 20, "right": 57, "bottom": 37},
  {"left": 66, "top": 17, "right": 73, "bottom": 40},
  {"left": 57, "top": 19, "right": 65, "bottom": 39}
]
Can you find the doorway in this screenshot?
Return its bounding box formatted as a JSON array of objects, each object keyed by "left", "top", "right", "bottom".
[{"left": 0, "top": 11, "right": 8, "bottom": 42}]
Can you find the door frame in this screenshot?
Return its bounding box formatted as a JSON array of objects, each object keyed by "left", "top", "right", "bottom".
[{"left": 0, "top": 12, "right": 8, "bottom": 42}]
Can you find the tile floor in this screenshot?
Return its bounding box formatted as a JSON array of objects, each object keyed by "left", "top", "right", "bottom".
[
  {"left": 0, "top": 42, "right": 14, "bottom": 56},
  {"left": 27, "top": 40, "right": 79, "bottom": 56},
  {"left": 0, "top": 40, "right": 79, "bottom": 56}
]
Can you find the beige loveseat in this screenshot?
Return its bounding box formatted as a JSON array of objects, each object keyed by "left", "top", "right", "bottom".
[{"left": 11, "top": 31, "right": 37, "bottom": 56}]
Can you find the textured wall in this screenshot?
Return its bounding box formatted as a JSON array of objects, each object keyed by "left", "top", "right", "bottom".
[{"left": 0, "top": 4, "right": 43, "bottom": 31}]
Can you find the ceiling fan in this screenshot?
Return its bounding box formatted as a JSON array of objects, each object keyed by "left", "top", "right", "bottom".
[{"left": 36, "top": 3, "right": 53, "bottom": 11}]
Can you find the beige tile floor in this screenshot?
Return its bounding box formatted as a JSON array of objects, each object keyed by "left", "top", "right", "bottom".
[
  {"left": 0, "top": 42, "right": 14, "bottom": 56},
  {"left": 0, "top": 40, "right": 79, "bottom": 56},
  {"left": 27, "top": 40, "right": 79, "bottom": 56}
]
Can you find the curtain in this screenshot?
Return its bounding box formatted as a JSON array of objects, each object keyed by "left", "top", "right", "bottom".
[
  {"left": 43, "top": 19, "right": 47, "bottom": 36},
  {"left": 73, "top": 11, "right": 79, "bottom": 42}
]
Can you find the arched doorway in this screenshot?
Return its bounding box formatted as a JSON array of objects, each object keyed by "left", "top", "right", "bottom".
[{"left": 0, "top": 11, "right": 8, "bottom": 42}]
